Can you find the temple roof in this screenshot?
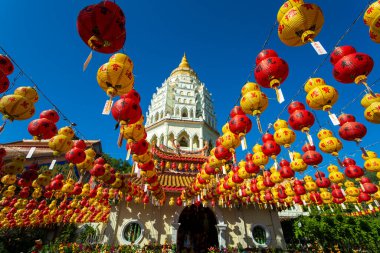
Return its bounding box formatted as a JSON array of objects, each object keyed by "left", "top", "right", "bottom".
[
  {"left": 151, "top": 145, "right": 208, "bottom": 164},
  {"left": 129, "top": 172, "right": 195, "bottom": 192},
  {"left": 169, "top": 53, "right": 198, "bottom": 78}
]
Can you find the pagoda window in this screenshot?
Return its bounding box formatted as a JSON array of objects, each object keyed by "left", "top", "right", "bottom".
[
  {"left": 183, "top": 99, "right": 187, "bottom": 104},
  {"left": 159, "top": 135, "right": 164, "bottom": 145},
  {"left": 150, "top": 135, "right": 158, "bottom": 145},
  {"left": 155, "top": 112, "right": 159, "bottom": 122},
  {"left": 181, "top": 108, "right": 188, "bottom": 118},
  {"left": 175, "top": 107, "right": 180, "bottom": 116},
  {"left": 168, "top": 133, "right": 175, "bottom": 148},
  {"left": 177, "top": 131, "right": 190, "bottom": 147},
  {"left": 178, "top": 98, "right": 182, "bottom": 103},
  {"left": 189, "top": 109, "right": 194, "bottom": 118},
  {"left": 160, "top": 111, "right": 163, "bottom": 119},
  {"left": 192, "top": 135, "right": 199, "bottom": 149},
  {"left": 187, "top": 92, "right": 191, "bottom": 96}
]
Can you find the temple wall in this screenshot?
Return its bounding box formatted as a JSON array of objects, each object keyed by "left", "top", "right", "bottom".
[{"left": 106, "top": 193, "right": 286, "bottom": 249}]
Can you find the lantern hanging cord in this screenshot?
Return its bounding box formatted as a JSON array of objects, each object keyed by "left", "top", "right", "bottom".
[
  {"left": 226, "top": 20, "right": 278, "bottom": 125},
  {"left": 339, "top": 77, "right": 380, "bottom": 113},
  {"left": 272, "top": 2, "right": 370, "bottom": 122},
  {"left": 0, "top": 71, "right": 23, "bottom": 99},
  {"left": 246, "top": 20, "right": 278, "bottom": 82},
  {"left": 0, "top": 45, "right": 93, "bottom": 147}
]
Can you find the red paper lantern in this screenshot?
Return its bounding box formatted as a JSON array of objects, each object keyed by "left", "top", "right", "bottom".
[
  {"left": 343, "top": 158, "right": 364, "bottom": 178},
  {"left": 279, "top": 160, "right": 294, "bottom": 178},
  {"left": 66, "top": 147, "right": 86, "bottom": 164},
  {"left": 229, "top": 106, "right": 245, "bottom": 118},
  {"left": 111, "top": 98, "right": 142, "bottom": 124},
  {"left": 121, "top": 89, "right": 141, "bottom": 103},
  {"left": 331, "top": 46, "right": 375, "bottom": 95},
  {"left": 39, "top": 109, "right": 60, "bottom": 123},
  {"left": 228, "top": 114, "right": 252, "bottom": 135},
  {"left": 330, "top": 45, "right": 357, "bottom": 65},
  {"left": 128, "top": 139, "right": 149, "bottom": 155},
  {"left": 245, "top": 160, "right": 260, "bottom": 174},
  {"left": 176, "top": 197, "right": 182, "bottom": 206},
  {"left": 301, "top": 144, "right": 323, "bottom": 166},
  {"left": 77, "top": 1, "right": 126, "bottom": 53},
  {"left": 28, "top": 118, "right": 58, "bottom": 139},
  {"left": 254, "top": 50, "right": 289, "bottom": 88},
  {"left": 261, "top": 133, "right": 281, "bottom": 158},
  {"left": 254, "top": 49, "right": 289, "bottom": 103},
  {"left": 288, "top": 103, "right": 315, "bottom": 131},
  {"left": 255, "top": 49, "right": 278, "bottom": 65},
  {"left": 0, "top": 71, "right": 9, "bottom": 94},
  {"left": 214, "top": 145, "right": 232, "bottom": 161},
  {"left": 0, "top": 55, "right": 14, "bottom": 76}
]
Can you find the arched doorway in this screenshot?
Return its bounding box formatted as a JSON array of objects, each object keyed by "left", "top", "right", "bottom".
[{"left": 177, "top": 205, "right": 219, "bottom": 253}]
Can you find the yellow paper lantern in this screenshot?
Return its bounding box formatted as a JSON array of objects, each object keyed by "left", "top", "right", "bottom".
[
  {"left": 97, "top": 59, "right": 134, "bottom": 97},
  {"left": 240, "top": 89, "right": 268, "bottom": 133},
  {"left": 305, "top": 78, "right": 339, "bottom": 112},
  {"left": 277, "top": 0, "right": 304, "bottom": 22},
  {"left": 364, "top": 1, "right": 380, "bottom": 43},
  {"left": 317, "top": 129, "right": 343, "bottom": 156},
  {"left": 278, "top": 3, "right": 324, "bottom": 46}
]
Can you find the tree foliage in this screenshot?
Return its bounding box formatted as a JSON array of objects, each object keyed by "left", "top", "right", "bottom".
[
  {"left": 102, "top": 153, "right": 132, "bottom": 173},
  {"left": 292, "top": 213, "right": 380, "bottom": 252}
]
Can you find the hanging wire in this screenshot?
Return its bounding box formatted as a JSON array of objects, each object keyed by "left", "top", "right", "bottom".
[
  {"left": 0, "top": 46, "right": 95, "bottom": 149},
  {"left": 0, "top": 71, "right": 23, "bottom": 98},
  {"left": 339, "top": 77, "right": 380, "bottom": 113},
  {"left": 224, "top": 20, "right": 279, "bottom": 126},
  {"left": 272, "top": 2, "right": 371, "bottom": 122}
]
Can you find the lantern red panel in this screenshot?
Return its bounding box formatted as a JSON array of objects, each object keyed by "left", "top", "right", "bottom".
[{"left": 77, "top": 1, "right": 126, "bottom": 53}]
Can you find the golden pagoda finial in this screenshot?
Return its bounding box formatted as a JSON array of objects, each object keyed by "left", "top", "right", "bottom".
[{"left": 179, "top": 53, "right": 190, "bottom": 68}]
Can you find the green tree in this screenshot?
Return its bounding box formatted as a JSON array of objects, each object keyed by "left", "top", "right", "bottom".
[
  {"left": 102, "top": 153, "right": 132, "bottom": 173},
  {"left": 292, "top": 213, "right": 380, "bottom": 252}
]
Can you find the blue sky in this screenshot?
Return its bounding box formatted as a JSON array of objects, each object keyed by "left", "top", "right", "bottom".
[{"left": 1, "top": 1, "right": 379, "bottom": 176}]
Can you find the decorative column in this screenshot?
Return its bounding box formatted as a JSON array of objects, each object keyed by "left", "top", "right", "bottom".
[
  {"left": 216, "top": 223, "right": 227, "bottom": 248},
  {"left": 171, "top": 223, "right": 180, "bottom": 244}
]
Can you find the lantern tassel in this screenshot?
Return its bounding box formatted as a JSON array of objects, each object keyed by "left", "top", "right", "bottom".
[
  {"left": 362, "top": 81, "right": 376, "bottom": 97},
  {"left": 287, "top": 149, "right": 294, "bottom": 162},
  {"left": 336, "top": 157, "right": 343, "bottom": 168},
  {"left": 305, "top": 131, "right": 314, "bottom": 146},
  {"left": 256, "top": 116, "right": 263, "bottom": 134}
]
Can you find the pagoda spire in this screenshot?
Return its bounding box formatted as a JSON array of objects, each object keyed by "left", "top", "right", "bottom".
[{"left": 179, "top": 52, "right": 190, "bottom": 68}]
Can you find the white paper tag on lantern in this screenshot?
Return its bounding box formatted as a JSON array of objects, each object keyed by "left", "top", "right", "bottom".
[
  {"left": 306, "top": 134, "right": 314, "bottom": 146},
  {"left": 329, "top": 113, "right": 340, "bottom": 126},
  {"left": 317, "top": 205, "right": 321, "bottom": 211},
  {"left": 288, "top": 151, "right": 294, "bottom": 162},
  {"left": 302, "top": 200, "right": 307, "bottom": 206},
  {"left": 197, "top": 195, "right": 201, "bottom": 201},
  {"left": 222, "top": 165, "right": 226, "bottom": 175},
  {"left": 368, "top": 204, "right": 374, "bottom": 211},
  {"left": 374, "top": 200, "right": 380, "bottom": 207},
  {"left": 341, "top": 189, "right": 346, "bottom": 196},
  {"left": 330, "top": 206, "right": 334, "bottom": 212},
  {"left": 360, "top": 183, "right": 365, "bottom": 192},
  {"left": 354, "top": 205, "right": 360, "bottom": 211},
  {"left": 126, "top": 148, "right": 131, "bottom": 160},
  {"left": 26, "top": 147, "right": 36, "bottom": 159},
  {"left": 307, "top": 206, "right": 311, "bottom": 212},
  {"left": 241, "top": 136, "right": 247, "bottom": 151},
  {"left": 102, "top": 99, "right": 113, "bottom": 115},
  {"left": 238, "top": 189, "right": 242, "bottom": 196},
  {"left": 134, "top": 162, "right": 141, "bottom": 178},
  {"left": 274, "top": 160, "right": 278, "bottom": 170},
  {"left": 341, "top": 203, "right": 347, "bottom": 210},
  {"left": 83, "top": 51, "right": 93, "bottom": 72},
  {"left": 144, "top": 184, "right": 148, "bottom": 192},
  {"left": 311, "top": 41, "right": 327, "bottom": 55},
  {"left": 277, "top": 88, "right": 285, "bottom": 104},
  {"left": 48, "top": 159, "right": 57, "bottom": 170}
]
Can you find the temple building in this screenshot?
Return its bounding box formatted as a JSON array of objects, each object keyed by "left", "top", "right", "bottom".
[{"left": 104, "top": 55, "right": 286, "bottom": 251}]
